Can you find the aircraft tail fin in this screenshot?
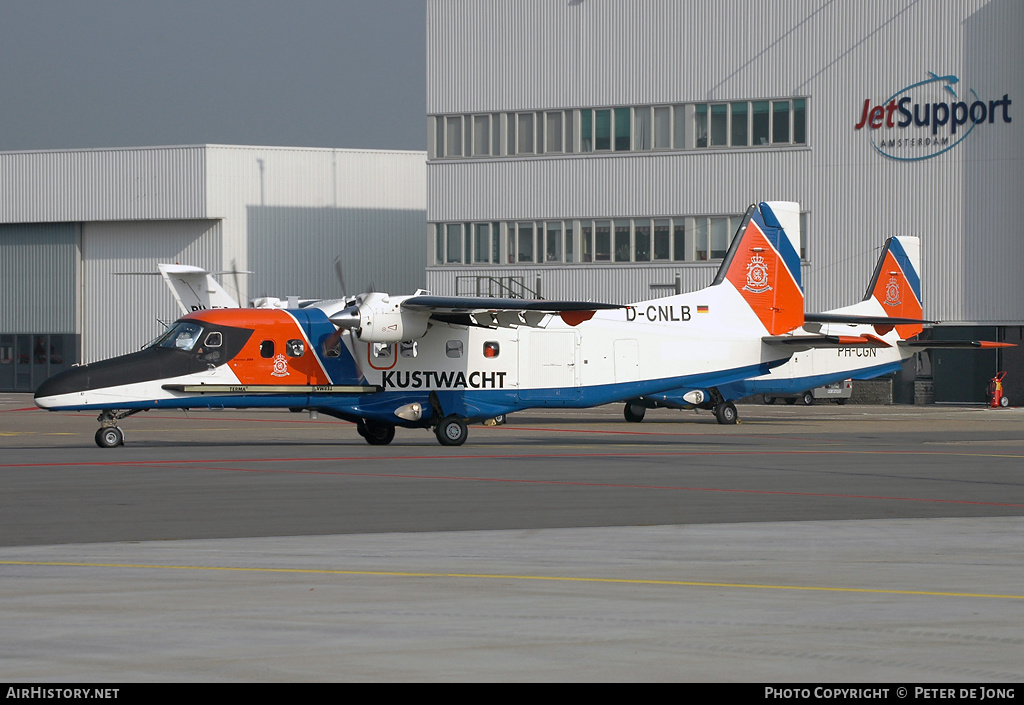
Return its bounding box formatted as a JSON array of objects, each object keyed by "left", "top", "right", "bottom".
[
  {"left": 863, "top": 236, "right": 923, "bottom": 339},
  {"left": 714, "top": 201, "right": 804, "bottom": 335},
  {"left": 157, "top": 264, "right": 241, "bottom": 314}
]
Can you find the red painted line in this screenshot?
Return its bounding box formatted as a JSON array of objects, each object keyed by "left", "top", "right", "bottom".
[
  {"left": 0, "top": 447, "right": 956, "bottom": 469},
  {"left": 189, "top": 465, "right": 1024, "bottom": 509}
]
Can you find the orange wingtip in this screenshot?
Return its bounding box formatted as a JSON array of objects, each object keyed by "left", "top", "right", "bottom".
[{"left": 978, "top": 341, "right": 1016, "bottom": 348}]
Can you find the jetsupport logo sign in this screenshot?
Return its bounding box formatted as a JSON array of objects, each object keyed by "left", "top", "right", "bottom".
[{"left": 854, "top": 71, "right": 1012, "bottom": 161}]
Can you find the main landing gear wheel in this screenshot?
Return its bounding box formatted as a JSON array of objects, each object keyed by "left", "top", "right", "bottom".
[
  {"left": 95, "top": 426, "right": 124, "bottom": 448},
  {"left": 435, "top": 416, "right": 468, "bottom": 446},
  {"left": 623, "top": 402, "right": 646, "bottom": 423},
  {"left": 357, "top": 419, "right": 396, "bottom": 446},
  {"left": 762, "top": 394, "right": 776, "bottom": 405},
  {"left": 714, "top": 402, "right": 738, "bottom": 425},
  {"left": 801, "top": 391, "right": 815, "bottom": 406}
]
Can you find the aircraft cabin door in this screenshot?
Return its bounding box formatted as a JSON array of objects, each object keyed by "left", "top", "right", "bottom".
[{"left": 517, "top": 329, "right": 581, "bottom": 401}]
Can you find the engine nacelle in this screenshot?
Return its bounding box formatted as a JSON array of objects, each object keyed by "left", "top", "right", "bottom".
[{"left": 354, "top": 293, "right": 430, "bottom": 343}]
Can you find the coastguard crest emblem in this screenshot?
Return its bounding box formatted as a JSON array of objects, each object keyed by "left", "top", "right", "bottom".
[
  {"left": 884, "top": 274, "right": 902, "bottom": 307},
  {"left": 743, "top": 252, "right": 772, "bottom": 294},
  {"left": 271, "top": 353, "right": 290, "bottom": 377}
]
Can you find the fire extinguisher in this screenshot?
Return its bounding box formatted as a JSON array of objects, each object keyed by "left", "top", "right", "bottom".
[{"left": 987, "top": 371, "right": 1009, "bottom": 408}]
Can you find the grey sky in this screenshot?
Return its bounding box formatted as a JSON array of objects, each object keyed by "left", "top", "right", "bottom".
[{"left": 0, "top": 0, "right": 427, "bottom": 152}]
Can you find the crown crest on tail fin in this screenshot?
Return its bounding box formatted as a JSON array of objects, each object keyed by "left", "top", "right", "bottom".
[
  {"left": 715, "top": 201, "right": 804, "bottom": 335},
  {"left": 864, "top": 236, "right": 923, "bottom": 339}
]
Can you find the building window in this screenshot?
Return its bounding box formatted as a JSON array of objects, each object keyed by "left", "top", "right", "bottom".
[
  {"left": 595, "top": 220, "right": 611, "bottom": 261},
  {"left": 614, "top": 108, "right": 631, "bottom": 151},
  {"left": 653, "top": 106, "right": 671, "bottom": 149},
  {"left": 446, "top": 223, "right": 463, "bottom": 264},
  {"left": 634, "top": 220, "right": 651, "bottom": 262},
  {"left": 730, "top": 102, "right": 748, "bottom": 146},
  {"left": 710, "top": 104, "right": 728, "bottom": 147},
  {"left": 594, "top": 109, "right": 611, "bottom": 151},
  {"left": 430, "top": 212, "right": 804, "bottom": 268},
  {"left": 793, "top": 98, "right": 807, "bottom": 144},
  {"left": 752, "top": 101, "right": 770, "bottom": 145},
  {"left": 635, "top": 106, "right": 652, "bottom": 151},
  {"left": 473, "top": 115, "right": 490, "bottom": 156},
  {"left": 517, "top": 113, "right": 535, "bottom": 154},
  {"left": 429, "top": 97, "right": 806, "bottom": 160},
  {"left": 545, "top": 111, "right": 563, "bottom": 153},
  {"left": 446, "top": 116, "right": 462, "bottom": 157},
  {"left": 694, "top": 104, "right": 708, "bottom": 147},
  {"left": 773, "top": 100, "right": 790, "bottom": 143}
]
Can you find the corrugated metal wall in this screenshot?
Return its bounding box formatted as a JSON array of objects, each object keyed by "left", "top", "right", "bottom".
[
  {"left": 0, "top": 223, "right": 79, "bottom": 334},
  {"left": 0, "top": 146, "right": 207, "bottom": 223},
  {"left": 205, "top": 146, "right": 428, "bottom": 301},
  {"left": 82, "top": 219, "right": 222, "bottom": 362},
  {"left": 426, "top": 0, "right": 1024, "bottom": 323}
]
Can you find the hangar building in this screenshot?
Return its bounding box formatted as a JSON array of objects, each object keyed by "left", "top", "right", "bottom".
[
  {"left": 0, "top": 145, "right": 426, "bottom": 391},
  {"left": 424, "top": 0, "right": 1023, "bottom": 403}
]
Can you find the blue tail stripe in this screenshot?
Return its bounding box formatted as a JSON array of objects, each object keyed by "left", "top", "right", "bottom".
[
  {"left": 886, "top": 237, "right": 922, "bottom": 303},
  {"left": 755, "top": 202, "right": 802, "bottom": 290}
]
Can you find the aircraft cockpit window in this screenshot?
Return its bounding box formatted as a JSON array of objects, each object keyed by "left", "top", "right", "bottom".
[
  {"left": 152, "top": 322, "right": 204, "bottom": 352},
  {"left": 260, "top": 340, "right": 275, "bottom": 359},
  {"left": 286, "top": 339, "right": 305, "bottom": 357},
  {"left": 204, "top": 332, "right": 223, "bottom": 348}
]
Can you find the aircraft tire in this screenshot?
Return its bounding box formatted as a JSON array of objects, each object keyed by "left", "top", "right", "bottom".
[
  {"left": 623, "top": 402, "right": 646, "bottom": 423},
  {"left": 95, "top": 426, "right": 124, "bottom": 448},
  {"left": 763, "top": 394, "right": 776, "bottom": 405},
  {"left": 363, "top": 421, "right": 396, "bottom": 446},
  {"left": 801, "top": 391, "right": 814, "bottom": 406},
  {"left": 435, "top": 416, "right": 468, "bottom": 446},
  {"left": 492, "top": 414, "right": 506, "bottom": 425},
  {"left": 714, "top": 402, "right": 738, "bottom": 425}
]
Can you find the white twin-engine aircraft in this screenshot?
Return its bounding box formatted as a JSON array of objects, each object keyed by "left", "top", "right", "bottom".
[{"left": 35, "top": 201, "right": 874, "bottom": 448}]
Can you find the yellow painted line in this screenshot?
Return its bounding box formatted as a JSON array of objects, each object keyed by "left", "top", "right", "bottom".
[{"left": 3, "top": 560, "right": 1022, "bottom": 600}]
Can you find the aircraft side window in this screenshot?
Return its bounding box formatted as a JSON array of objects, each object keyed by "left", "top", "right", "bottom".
[
  {"left": 204, "top": 332, "right": 222, "bottom": 348},
  {"left": 446, "top": 340, "right": 463, "bottom": 358},
  {"left": 483, "top": 341, "right": 499, "bottom": 358},
  {"left": 260, "top": 340, "right": 274, "bottom": 359},
  {"left": 400, "top": 341, "right": 418, "bottom": 358},
  {"left": 287, "top": 339, "right": 305, "bottom": 357}
]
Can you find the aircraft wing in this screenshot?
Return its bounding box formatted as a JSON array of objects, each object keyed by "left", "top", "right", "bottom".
[
  {"left": 899, "top": 340, "right": 1015, "bottom": 349},
  {"left": 400, "top": 295, "right": 621, "bottom": 314},
  {"left": 804, "top": 313, "right": 937, "bottom": 326},
  {"left": 400, "top": 295, "right": 623, "bottom": 327}
]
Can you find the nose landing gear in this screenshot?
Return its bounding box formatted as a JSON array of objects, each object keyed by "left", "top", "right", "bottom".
[{"left": 94, "top": 409, "right": 142, "bottom": 448}]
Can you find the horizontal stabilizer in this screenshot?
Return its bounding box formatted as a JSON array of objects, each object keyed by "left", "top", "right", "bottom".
[
  {"left": 763, "top": 334, "right": 892, "bottom": 349},
  {"left": 899, "top": 340, "right": 1015, "bottom": 349},
  {"left": 805, "top": 313, "right": 937, "bottom": 326}
]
